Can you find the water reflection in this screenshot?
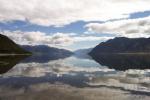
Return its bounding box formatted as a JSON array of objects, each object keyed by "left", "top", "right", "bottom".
[
  {"left": 0, "top": 55, "right": 29, "bottom": 74},
  {"left": 23, "top": 54, "right": 72, "bottom": 63},
  {"left": 0, "top": 54, "right": 150, "bottom": 99},
  {"left": 91, "top": 54, "right": 150, "bottom": 71}
]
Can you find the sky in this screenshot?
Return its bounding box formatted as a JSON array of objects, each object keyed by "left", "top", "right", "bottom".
[{"left": 0, "top": 0, "right": 150, "bottom": 51}]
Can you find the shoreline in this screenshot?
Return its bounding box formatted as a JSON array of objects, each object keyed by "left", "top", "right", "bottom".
[
  {"left": 90, "top": 52, "right": 150, "bottom": 55},
  {"left": 0, "top": 53, "right": 32, "bottom": 56}
]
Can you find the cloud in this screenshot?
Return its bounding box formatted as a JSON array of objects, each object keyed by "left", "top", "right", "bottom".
[
  {"left": 4, "top": 57, "right": 150, "bottom": 93},
  {"left": 0, "top": 31, "right": 74, "bottom": 47},
  {"left": 0, "top": 30, "right": 113, "bottom": 48},
  {"left": 85, "top": 16, "right": 150, "bottom": 38},
  {"left": 74, "top": 36, "right": 113, "bottom": 42},
  {"left": 5, "top": 58, "right": 115, "bottom": 77},
  {"left": 0, "top": 0, "right": 150, "bottom": 26}
]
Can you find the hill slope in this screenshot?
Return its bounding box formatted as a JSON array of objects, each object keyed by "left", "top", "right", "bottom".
[
  {"left": 21, "top": 45, "right": 73, "bottom": 61},
  {"left": 89, "top": 37, "right": 150, "bottom": 56},
  {"left": 0, "top": 34, "right": 30, "bottom": 54}
]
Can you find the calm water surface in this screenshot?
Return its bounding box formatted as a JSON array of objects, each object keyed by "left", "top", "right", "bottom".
[{"left": 0, "top": 55, "right": 150, "bottom": 100}]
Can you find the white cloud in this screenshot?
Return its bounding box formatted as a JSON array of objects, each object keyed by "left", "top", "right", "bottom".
[
  {"left": 0, "top": 31, "right": 74, "bottom": 47},
  {"left": 74, "top": 36, "right": 113, "bottom": 42},
  {"left": 0, "top": 30, "right": 113, "bottom": 48},
  {"left": 85, "top": 16, "right": 150, "bottom": 38},
  {"left": 4, "top": 58, "right": 115, "bottom": 77},
  {"left": 0, "top": 0, "right": 150, "bottom": 26}
]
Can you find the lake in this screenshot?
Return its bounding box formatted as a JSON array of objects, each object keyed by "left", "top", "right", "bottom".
[{"left": 0, "top": 54, "right": 150, "bottom": 100}]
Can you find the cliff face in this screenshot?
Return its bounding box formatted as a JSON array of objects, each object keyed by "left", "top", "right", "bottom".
[
  {"left": 0, "top": 34, "right": 30, "bottom": 54},
  {"left": 89, "top": 37, "right": 150, "bottom": 56}
]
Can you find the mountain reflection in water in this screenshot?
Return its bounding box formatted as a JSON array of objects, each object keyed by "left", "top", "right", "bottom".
[
  {"left": 91, "top": 54, "right": 150, "bottom": 71},
  {"left": 0, "top": 55, "right": 29, "bottom": 74},
  {"left": 0, "top": 54, "right": 150, "bottom": 100}
]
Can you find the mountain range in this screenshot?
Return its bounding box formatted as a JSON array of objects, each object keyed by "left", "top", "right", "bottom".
[
  {"left": 21, "top": 45, "right": 73, "bottom": 63},
  {"left": 22, "top": 45, "right": 73, "bottom": 56},
  {"left": 74, "top": 48, "right": 92, "bottom": 59},
  {"left": 2, "top": 33, "right": 150, "bottom": 59},
  {"left": 89, "top": 37, "right": 150, "bottom": 56},
  {"left": 0, "top": 34, "right": 73, "bottom": 58}
]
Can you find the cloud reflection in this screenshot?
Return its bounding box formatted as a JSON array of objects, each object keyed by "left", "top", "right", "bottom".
[{"left": 0, "top": 56, "right": 149, "bottom": 94}]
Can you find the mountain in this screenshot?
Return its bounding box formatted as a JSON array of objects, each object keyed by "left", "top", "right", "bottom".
[
  {"left": 21, "top": 45, "right": 73, "bottom": 63},
  {"left": 74, "top": 48, "right": 92, "bottom": 59},
  {"left": 22, "top": 45, "right": 73, "bottom": 56},
  {"left": 0, "top": 34, "right": 30, "bottom": 54},
  {"left": 75, "top": 48, "right": 92, "bottom": 55},
  {"left": 89, "top": 37, "right": 150, "bottom": 56}
]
